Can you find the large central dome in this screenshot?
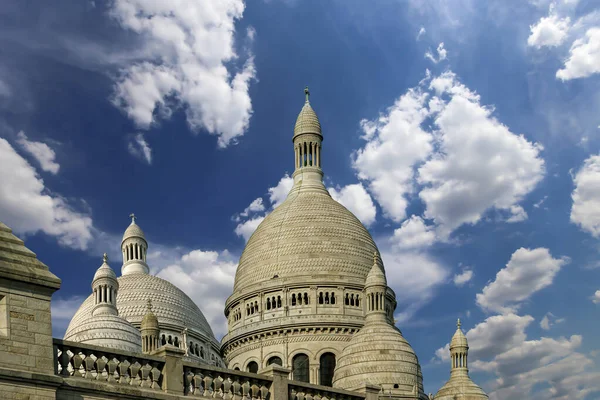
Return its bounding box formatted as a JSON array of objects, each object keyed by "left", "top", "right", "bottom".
[{"left": 233, "top": 183, "right": 380, "bottom": 293}]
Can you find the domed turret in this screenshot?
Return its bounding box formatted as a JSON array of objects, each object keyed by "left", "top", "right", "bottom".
[
  {"left": 64, "top": 254, "right": 142, "bottom": 353},
  {"left": 433, "top": 320, "right": 488, "bottom": 400},
  {"left": 294, "top": 87, "right": 322, "bottom": 138},
  {"left": 332, "top": 254, "right": 427, "bottom": 399},
  {"left": 141, "top": 299, "right": 160, "bottom": 354},
  {"left": 121, "top": 214, "right": 149, "bottom": 276}
]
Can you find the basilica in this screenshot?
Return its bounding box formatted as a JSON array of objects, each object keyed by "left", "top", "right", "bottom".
[{"left": 0, "top": 88, "right": 488, "bottom": 400}]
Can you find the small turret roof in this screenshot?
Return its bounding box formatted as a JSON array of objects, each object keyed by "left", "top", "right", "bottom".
[
  {"left": 450, "top": 319, "right": 468, "bottom": 349},
  {"left": 122, "top": 213, "right": 146, "bottom": 244},
  {"left": 293, "top": 87, "right": 322, "bottom": 137},
  {"left": 92, "top": 253, "right": 117, "bottom": 282}
]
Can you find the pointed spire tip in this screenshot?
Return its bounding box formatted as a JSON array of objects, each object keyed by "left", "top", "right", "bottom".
[
  {"left": 457, "top": 318, "right": 461, "bottom": 329},
  {"left": 304, "top": 86, "right": 310, "bottom": 102},
  {"left": 129, "top": 213, "right": 136, "bottom": 224},
  {"left": 103, "top": 253, "right": 108, "bottom": 263}
]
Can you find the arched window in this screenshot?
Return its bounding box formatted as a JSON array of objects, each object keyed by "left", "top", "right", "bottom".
[
  {"left": 161, "top": 335, "right": 166, "bottom": 346},
  {"left": 267, "top": 356, "right": 283, "bottom": 366},
  {"left": 195, "top": 344, "right": 199, "bottom": 356},
  {"left": 168, "top": 335, "right": 173, "bottom": 345},
  {"left": 319, "top": 353, "right": 336, "bottom": 387},
  {"left": 234, "top": 367, "right": 240, "bottom": 371},
  {"left": 189, "top": 341, "right": 194, "bottom": 355},
  {"left": 304, "top": 293, "right": 309, "bottom": 304},
  {"left": 331, "top": 292, "right": 336, "bottom": 305},
  {"left": 277, "top": 296, "right": 282, "bottom": 308},
  {"left": 292, "top": 294, "right": 296, "bottom": 306},
  {"left": 325, "top": 292, "right": 329, "bottom": 304},
  {"left": 319, "top": 292, "right": 324, "bottom": 304},
  {"left": 200, "top": 347, "right": 205, "bottom": 358},
  {"left": 356, "top": 296, "right": 360, "bottom": 307},
  {"left": 267, "top": 298, "right": 271, "bottom": 310},
  {"left": 292, "top": 354, "right": 309, "bottom": 383},
  {"left": 247, "top": 361, "right": 259, "bottom": 374},
  {"left": 174, "top": 337, "right": 179, "bottom": 347}
]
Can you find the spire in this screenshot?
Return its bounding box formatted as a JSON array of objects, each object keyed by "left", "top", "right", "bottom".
[
  {"left": 304, "top": 86, "right": 310, "bottom": 103},
  {"left": 364, "top": 251, "right": 388, "bottom": 322},
  {"left": 129, "top": 213, "right": 136, "bottom": 224},
  {"left": 103, "top": 252, "right": 108, "bottom": 263}
]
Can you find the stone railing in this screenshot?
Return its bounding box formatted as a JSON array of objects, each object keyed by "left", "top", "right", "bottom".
[
  {"left": 288, "top": 380, "right": 366, "bottom": 400},
  {"left": 183, "top": 362, "right": 272, "bottom": 399},
  {"left": 53, "top": 338, "right": 165, "bottom": 391}
]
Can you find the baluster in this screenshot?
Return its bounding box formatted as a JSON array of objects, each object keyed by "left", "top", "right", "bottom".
[
  {"left": 193, "top": 371, "right": 204, "bottom": 396},
  {"left": 223, "top": 377, "right": 233, "bottom": 400},
  {"left": 57, "top": 348, "right": 71, "bottom": 377},
  {"left": 203, "top": 374, "right": 214, "bottom": 397},
  {"left": 150, "top": 363, "right": 162, "bottom": 390},
  {"left": 106, "top": 355, "right": 119, "bottom": 383},
  {"left": 305, "top": 392, "right": 313, "bottom": 400},
  {"left": 184, "top": 369, "right": 194, "bottom": 394},
  {"left": 242, "top": 380, "right": 251, "bottom": 400},
  {"left": 250, "top": 382, "right": 259, "bottom": 400},
  {"left": 140, "top": 363, "right": 153, "bottom": 388},
  {"left": 130, "top": 360, "right": 142, "bottom": 387},
  {"left": 118, "top": 358, "right": 131, "bottom": 384},
  {"left": 214, "top": 376, "right": 224, "bottom": 398},
  {"left": 297, "top": 390, "right": 305, "bottom": 400},
  {"left": 259, "top": 383, "right": 269, "bottom": 400},
  {"left": 290, "top": 387, "right": 298, "bottom": 400},
  {"left": 232, "top": 380, "right": 242, "bottom": 400},
  {"left": 313, "top": 393, "right": 322, "bottom": 400},
  {"left": 83, "top": 351, "right": 95, "bottom": 380},
  {"left": 95, "top": 354, "right": 107, "bottom": 381},
  {"left": 71, "top": 350, "right": 84, "bottom": 378}
]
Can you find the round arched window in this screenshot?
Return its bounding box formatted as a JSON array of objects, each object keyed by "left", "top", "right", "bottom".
[
  {"left": 292, "top": 354, "right": 310, "bottom": 383},
  {"left": 267, "top": 356, "right": 283, "bottom": 366},
  {"left": 319, "top": 353, "right": 336, "bottom": 386},
  {"left": 247, "top": 361, "right": 259, "bottom": 374}
]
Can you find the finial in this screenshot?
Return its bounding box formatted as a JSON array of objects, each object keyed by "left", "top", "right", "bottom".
[
  {"left": 129, "top": 213, "right": 136, "bottom": 224},
  {"left": 103, "top": 253, "right": 108, "bottom": 263},
  {"left": 147, "top": 298, "right": 152, "bottom": 311},
  {"left": 304, "top": 86, "right": 310, "bottom": 102},
  {"left": 457, "top": 318, "right": 461, "bottom": 329}
]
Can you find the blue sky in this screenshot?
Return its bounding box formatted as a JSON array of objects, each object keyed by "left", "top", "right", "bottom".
[{"left": 1, "top": 0, "right": 600, "bottom": 398}]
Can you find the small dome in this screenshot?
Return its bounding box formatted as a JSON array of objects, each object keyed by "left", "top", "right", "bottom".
[
  {"left": 365, "top": 254, "right": 386, "bottom": 287},
  {"left": 122, "top": 214, "right": 146, "bottom": 244},
  {"left": 93, "top": 254, "right": 117, "bottom": 281},
  {"left": 333, "top": 321, "right": 426, "bottom": 397},
  {"left": 450, "top": 319, "right": 468, "bottom": 349},
  {"left": 64, "top": 314, "right": 142, "bottom": 353},
  {"left": 141, "top": 299, "right": 159, "bottom": 330},
  {"left": 293, "top": 87, "right": 321, "bottom": 137}
]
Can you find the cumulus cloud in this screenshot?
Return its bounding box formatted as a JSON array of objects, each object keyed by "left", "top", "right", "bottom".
[
  {"left": 109, "top": 0, "right": 256, "bottom": 148},
  {"left": 540, "top": 312, "right": 565, "bottom": 330},
  {"left": 0, "top": 138, "right": 93, "bottom": 250},
  {"left": 127, "top": 133, "right": 152, "bottom": 164},
  {"left": 268, "top": 174, "right": 294, "bottom": 208},
  {"left": 418, "top": 71, "right": 545, "bottom": 237},
  {"left": 16, "top": 131, "right": 60, "bottom": 174},
  {"left": 391, "top": 215, "right": 436, "bottom": 250},
  {"left": 424, "top": 42, "right": 447, "bottom": 63},
  {"left": 528, "top": 4, "right": 571, "bottom": 48},
  {"left": 156, "top": 249, "right": 238, "bottom": 338},
  {"left": 453, "top": 268, "right": 473, "bottom": 287},
  {"left": 328, "top": 183, "right": 377, "bottom": 226},
  {"left": 234, "top": 216, "right": 264, "bottom": 241},
  {"left": 592, "top": 290, "right": 600, "bottom": 304},
  {"left": 381, "top": 249, "right": 448, "bottom": 323},
  {"left": 571, "top": 154, "right": 600, "bottom": 236},
  {"left": 353, "top": 88, "right": 433, "bottom": 222},
  {"left": 436, "top": 312, "right": 600, "bottom": 399},
  {"left": 476, "top": 247, "right": 568, "bottom": 314},
  {"left": 557, "top": 27, "right": 600, "bottom": 80}
]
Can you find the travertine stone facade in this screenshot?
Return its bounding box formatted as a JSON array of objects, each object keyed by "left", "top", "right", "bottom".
[{"left": 222, "top": 89, "right": 397, "bottom": 384}]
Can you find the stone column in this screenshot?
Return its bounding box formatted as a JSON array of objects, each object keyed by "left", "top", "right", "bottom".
[
  {"left": 260, "top": 365, "right": 292, "bottom": 400},
  {"left": 152, "top": 345, "right": 186, "bottom": 395},
  {"left": 310, "top": 286, "right": 317, "bottom": 314}
]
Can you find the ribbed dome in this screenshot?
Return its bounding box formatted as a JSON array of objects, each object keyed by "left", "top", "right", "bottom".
[
  {"left": 66, "top": 274, "right": 216, "bottom": 343},
  {"left": 93, "top": 256, "right": 117, "bottom": 281},
  {"left": 233, "top": 188, "right": 380, "bottom": 293},
  {"left": 451, "top": 324, "right": 468, "bottom": 349},
  {"left": 122, "top": 222, "right": 146, "bottom": 243},
  {"left": 294, "top": 100, "right": 321, "bottom": 137},
  {"left": 434, "top": 378, "right": 489, "bottom": 400},
  {"left": 333, "top": 321, "right": 426, "bottom": 397},
  {"left": 64, "top": 314, "right": 142, "bottom": 353}
]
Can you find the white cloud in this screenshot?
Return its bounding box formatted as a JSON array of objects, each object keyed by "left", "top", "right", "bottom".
[
  {"left": 328, "top": 183, "right": 377, "bottom": 226},
  {"left": 156, "top": 249, "right": 238, "bottom": 338},
  {"left": 435, "top": 312, "right": 599, "bottom": 399},
  {"left": 15, "top": 131, "right": 60, "bottom": 174},
  {"left": 109, "top": 0, "right": 256, "bottom": 148},
  {"left": 418, "top": 71, "right": 545, "bottom": 237},
  {"left": 476, "top": 247, "right": 568, "bottom": 314},
  {"left": 353, "top": 88, "right": 433, "bottom": 222},
  {"left": 267, "top": 174, "right": 293, "bottom": 208},
  {"left": 234, "top": 216, "right": 264, "bottom": 241},
  {"left": 424, "top": 42, "right": 448, "bottom": 63},
  {"left": 453, "top": 268, "right": 473, "bottom": 286},
  {"left": 416, "top": 26, "right": 426, "bottom": 40},
  {"left": 506, "top": 205, "right": 528, "bottom": 223},
  {"left": 127, "top": 133, "right": 152, "bottom": 164},
  {"left": 592, "top": 290, "right": 600, "bottom": 304},
  {"left": 381, "top": 249, "right": 448, "bottom": 323},
  {"left": 571, "top": 154, "right": 600, "bottom": 237},
  {"left": 528, "top": 4, "right": 571, "bottom": 48},
  {"left": 540, "top": 312, "right": 565, "bottom": 330},
  {"left": 240, "top": 197, "right": 265, "bottom": 217},
  {"left": 51, "top": 295, "right": 85, "bottom": 337},
  {"left": 557, "top": 27, "right": 600, "bottom": 80},
  {"left": 391, "top": 215, "right": 436, "bottom": 250},
  {"left": 0, "top": 138, "right": 93, "bottom": 250}
]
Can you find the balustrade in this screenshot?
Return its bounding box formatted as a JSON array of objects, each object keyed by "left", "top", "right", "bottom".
[
  {"left": 289, "top": 381, "right": 365, "bottom": 400},
  {"left": 184, "top": 362, "right": 272, "bottom": 399},
  {"left": 53, "top": 339, "right": 164, "bottom": 391}
]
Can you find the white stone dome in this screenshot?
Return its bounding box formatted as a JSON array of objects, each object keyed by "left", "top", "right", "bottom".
[
  {"left": 64, "top": 314, "right": 141, "bottom": 353},
  {"left": 122, "top": 221, "right": 146, "bottom": 244},
  {"left": 233, "top": 189, "right": 380, "bottom": 293},
  {"left": 66, "top": 274, "right": 217, "bottom": 345}
]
